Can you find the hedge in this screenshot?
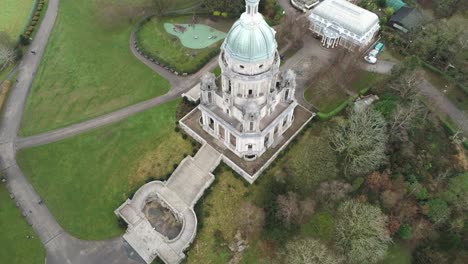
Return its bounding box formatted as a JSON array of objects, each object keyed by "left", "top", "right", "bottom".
[
  {"left": 21, "top": 0, "right": 47, "bottom": 44},
  {"left": 317, "top": 96, "right": 354, "bottom": 120},
  {"left": 421, "top": 61, "right": 468, "bottom": 96}
]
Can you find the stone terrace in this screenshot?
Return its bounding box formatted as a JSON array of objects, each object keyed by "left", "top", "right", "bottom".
[
  {"left": 115, "top": 144, "right": 221, "bottom": 264},
  {"left": 179, "top": 105, "right": 315, "bottom": 183}
]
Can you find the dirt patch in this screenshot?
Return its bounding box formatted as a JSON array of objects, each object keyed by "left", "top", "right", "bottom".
[{"left": 143, "top": 199, "right": 182, "bottom": 240}]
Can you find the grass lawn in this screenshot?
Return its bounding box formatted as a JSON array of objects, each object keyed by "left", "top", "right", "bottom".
[
  {"left": 304, "top": 70, "right": 385, "bottom": 113},
  {"left": 382, "top": 243, "right": 412, "bottom": 264},
  {"left": 187, "top": 169, "right": 248, "bottom": 263},
  {"left": 17, "top": 99, "right": 194, "bottom": 240},
  {"left": 304, "top": 75, "right": 349, "bottom": 113},
  {"left": 19, "top": 0, "right": 171, "bottom": 136},
  {"left": 137, "top": 16, "right": 232, "bottom": 73},
  {"left": 0, "top": 185, "right": 45, "bottom": 264},
  {"left": 350, "top": 71, "right": 385, "bottom": 94},
  {"left": 0, "top": 0, "right": 35, "bottom": 40}
]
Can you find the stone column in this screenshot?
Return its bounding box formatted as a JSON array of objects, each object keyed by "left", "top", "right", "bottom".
[
  {"left": 215, "top": 121, "right": 219, "bottom": 137},
  {"left": 224, "top": 128, "right": 229, "bottom": 144}
]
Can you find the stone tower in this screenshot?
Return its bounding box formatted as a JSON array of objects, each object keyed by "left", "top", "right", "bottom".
[{"left": 199, "top": 0, "right": 298, "bottom": 160}]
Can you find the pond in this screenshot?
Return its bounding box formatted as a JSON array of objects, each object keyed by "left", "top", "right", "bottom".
[{"left": 143, "top": 199, "right": 182, "bottom": 240}]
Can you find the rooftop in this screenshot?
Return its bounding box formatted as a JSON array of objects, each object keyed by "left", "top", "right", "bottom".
[{"left": 310, "top": 0, "right": 379, "bottom": 36}]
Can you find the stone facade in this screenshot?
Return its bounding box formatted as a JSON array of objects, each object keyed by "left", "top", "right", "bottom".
[{"left": 199, "top": 0, "right": 297, "bottom": 160}]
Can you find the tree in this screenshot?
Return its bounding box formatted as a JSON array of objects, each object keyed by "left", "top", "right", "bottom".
[
  {"left": 283, "top": 238, "right": 344, "bottom": 264},
  {"left": 286, "top": 135, "right": 339, "bottom": 194},
  {"left": 276, "top": 15, "right": 309, "bottom": 49},
  {"left": 366, "top": 171, "right": 392, "bottom": 192},
  {"left": 0, "top": 32, "right": 16, "bottom": 71},
  {"left": 335, "top": 200, "right": 391, "bottom": 264},
  {"left": 432, "top": 0, "right": 464, "bottom": 18},
  {"left": 426, "top": 198, "right": 450, "bottom": 224},
  {"left": 389, "top": 99, "right": 424, "bottom": 141},
  {"left": 238, "top": 202, "right": 265, "bottom": 238},
  {"left": 203, "top": 0, "right": 245, "bottom": 17},
  {"left": 276, "top": 192, "right": 300, "bottom": 226},
  {"left": 317, "top": 180, "right": 352, "bottom": 208},
  {"left": 443, "top": 172, "right": 468, "bottom": 212},
  {"left": 152, "top": 0, "right": 174, "bottom": 17},
  {"left": 408, "top": 17, "right": 468, "bottom": 69},
  {"left": 397, "top": 223, "right": 413, "bottom": 240},
  {"left": 331, "top": 108, "right": 388, "bottom": 176},
  {"left": 389, "top": 70, "right": 422, "bottom": 100}
]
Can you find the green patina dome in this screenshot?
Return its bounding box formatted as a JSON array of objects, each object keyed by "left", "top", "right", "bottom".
[{"left": 223, "top": 3, "right": 277, "bottom": 63}]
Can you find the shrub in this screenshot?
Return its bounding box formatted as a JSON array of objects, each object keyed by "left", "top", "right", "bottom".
[
  {"left": 31, "top": 21, "right": 37, "bottom": 26},
  {"left": 35, "top": 11, "right": 40, "bottom": 16},
  {"left": 213, "top": 11, "right": 221, "bottom": 16},
  {"left": 33, "top": 16, "right": 39, "bottom": 21},
  {"left": 397, "top": 224, "right": 412, "bottom": 240},
  {"left": 19, "top": 35, "right": 31, "bottom": 45},
  {"left": 352, "top": 177, "right": 364, "bottom": 191},
  {"left": 443, "top": 172, "right": 468, "bottom": 211},
  {"left": 37, "top": 6, "right": 43, "bottom": 11},
  {"left": 27, "top": 26, "right": 34, "bottom": 31},
  {"left": 221, "top": 12, "right": 228, "bottom": 18},
  {"left": 426, "top": 199, "right": 450, "bottom": 224}
]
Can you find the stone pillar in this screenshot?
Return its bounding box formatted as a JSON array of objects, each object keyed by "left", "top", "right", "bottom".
[
  {"left": 215, "top": 122, "right": 219, "bottom": 137},
  {"left": 224, "top": 128, "right": 229, "bottom": 144}
]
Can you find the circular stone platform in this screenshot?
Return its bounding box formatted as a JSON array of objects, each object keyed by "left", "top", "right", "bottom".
[
  {"left": 143, "top": 199, "right": 182, "bottom": 240},
  {"left": 164, "top": 23, "right": 226, "bottom": 49}
]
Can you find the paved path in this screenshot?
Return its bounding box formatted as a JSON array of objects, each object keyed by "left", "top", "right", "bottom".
[
  {"left": 418, "top": 79, "right": 468, "bottom": 133},
  {"left": 0, "top": 1, "right": 165, "bottom": 264}
]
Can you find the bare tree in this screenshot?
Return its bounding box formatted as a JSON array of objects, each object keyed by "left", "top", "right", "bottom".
[
  {"left": 335, "top": 200, "right": 391, "bottom": 264},
  {"left": 277, "top": 15, "right": 309, "bottom": 49},
  {"left": 152, "top": 0, "right": 174, "bottom": 17},
  {"left": 298, "top": 198, "right": 316, "bottom": 223},
  {"left": 0, "top": 32, "right": 15, "bottom": 71},
  {"left": 331, "top": 108, "right": 388, "bottom": 176},
  {"left": 317, "top": 180, "right": 352, "bottom": 208},
  {"left": 389, "top": 99, "right": 424, "bottom": 141},
  {"left": 238, "top": 202, "right": 265, "bottom": 238},
  {"left": 276, "top": 192, "right": 300, "bottom": 226},
  {"left": 389, "top": 70, "right": 423, "bottom": 100},
  {"left": 283, "top": 238, "right": 344, "bottom": 264}
]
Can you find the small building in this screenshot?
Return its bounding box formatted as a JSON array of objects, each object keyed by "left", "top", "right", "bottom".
[
  {"left": 308, "top": 0, "right": 380, "bottom": 50},
  {"left": 388, "top": 6, "right": 424, "bottom": 33},
  {"left": 386, "top": 0, "right": 405, "bottom": 11}
]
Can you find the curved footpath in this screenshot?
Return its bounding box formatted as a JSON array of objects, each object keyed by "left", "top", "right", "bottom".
[
  {"left": 0, "top": 1, "right": 216, "bottom": 263},
  {"left": 15, "top": 14, "right": 219, "bottom": 149}
]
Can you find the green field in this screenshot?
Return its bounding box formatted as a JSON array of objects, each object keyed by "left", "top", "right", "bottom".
[
  {"left": 305, "top": 70, "right": 385, "bottom": 113},
  {"left": 19, "top": 0, "right": 171, "bottom": 136},
  {"left": 137, "top": 16, "right": 232, "bottom": 73},
  {"left": 0, "top": 0, "right": 35, "bottom": 39},
  {"left": 0, "top": 185, "right": 45, "bottom": 264},
  {"left": 17, "top": 100, "right": 194, "bottom": 240}
]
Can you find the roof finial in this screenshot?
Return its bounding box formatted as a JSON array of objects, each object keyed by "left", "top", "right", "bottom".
[{"left": 245, "top": 0, "right": 260, "bottom": 16}]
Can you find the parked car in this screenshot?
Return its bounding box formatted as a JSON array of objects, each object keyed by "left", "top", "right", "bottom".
[{"left": 364, "top": 42, "right": 384, "bottom": 64}]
